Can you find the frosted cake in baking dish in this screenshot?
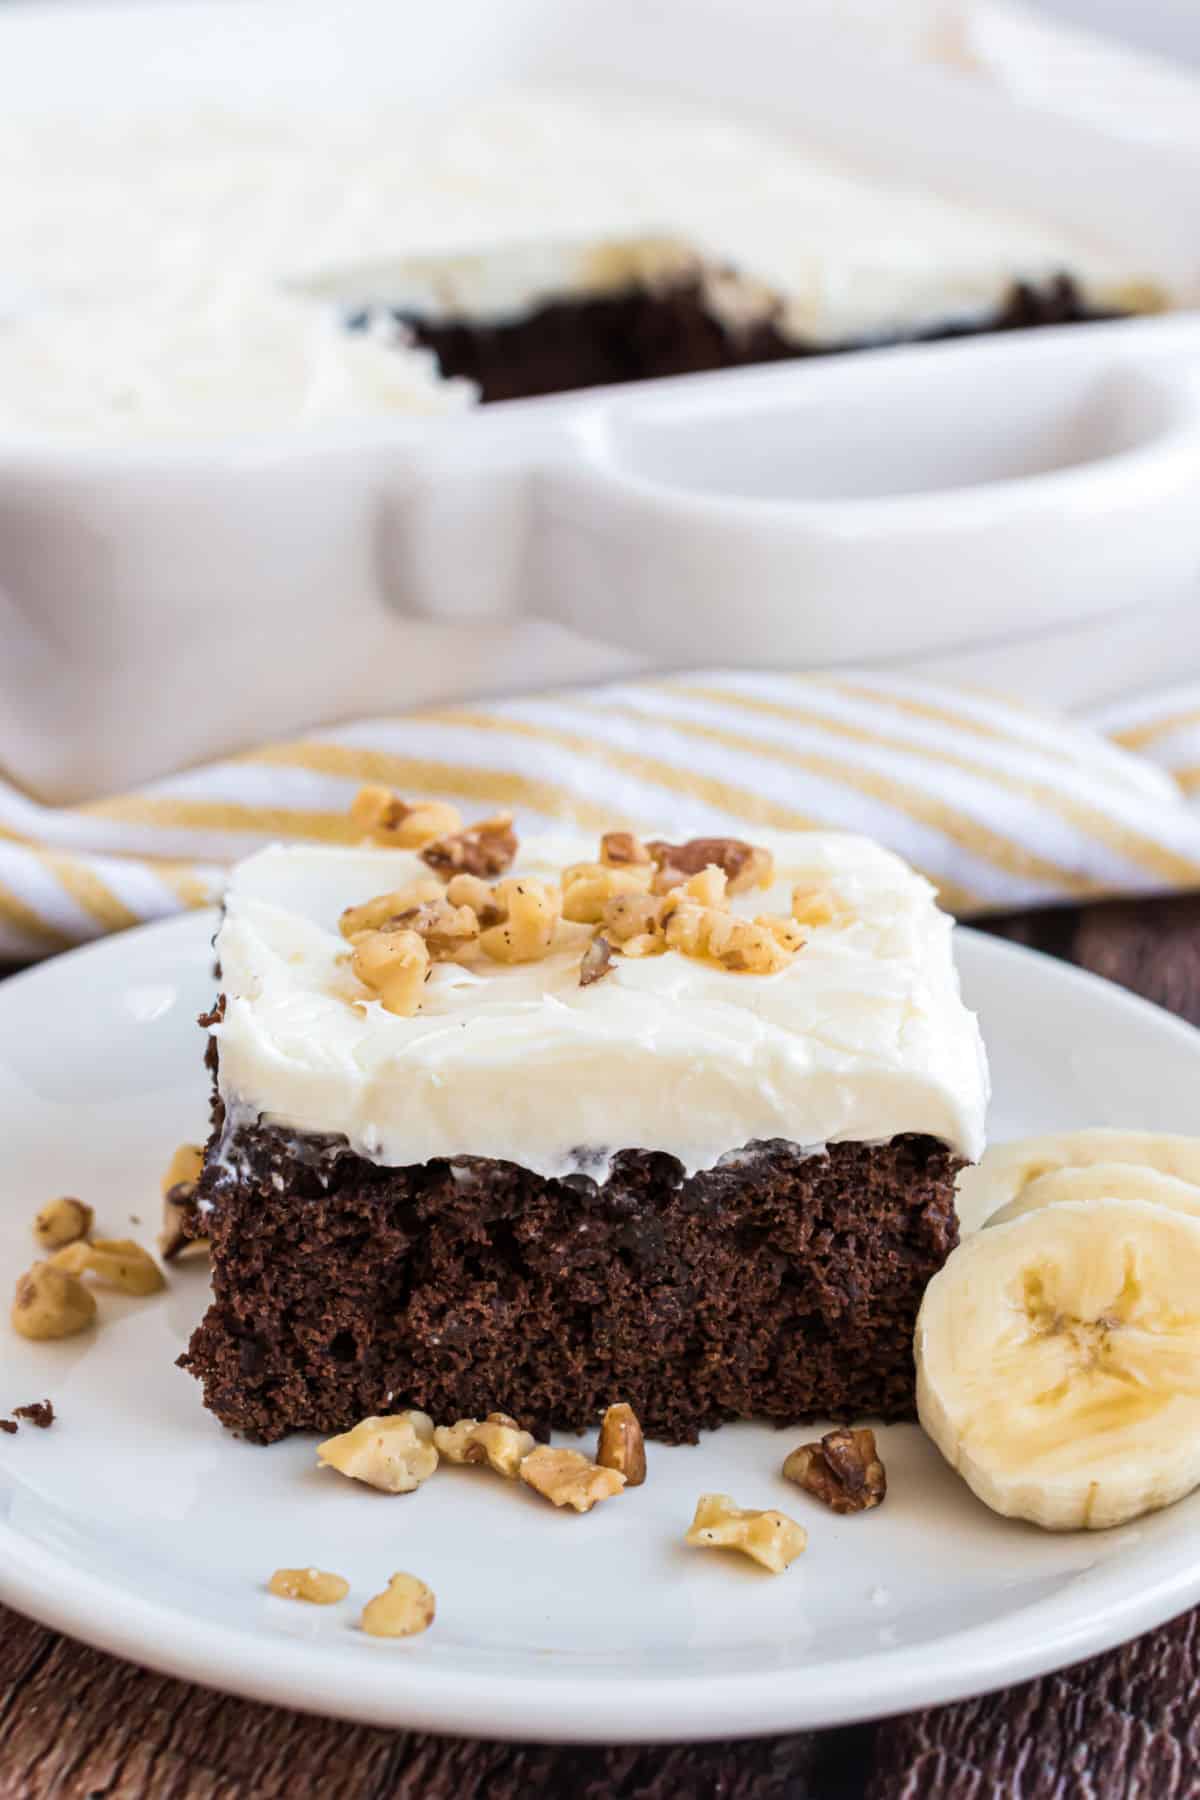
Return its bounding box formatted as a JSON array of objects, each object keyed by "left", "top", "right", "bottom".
[{"left": 0, "top": 91, "right": 1165, "bottom": 437}]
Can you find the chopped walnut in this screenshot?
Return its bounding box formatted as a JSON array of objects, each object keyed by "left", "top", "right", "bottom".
[
  {"left": 445, "top": 873, "right": 505, "bottom": 928},
  {"left": 663, "top": 900, "right": 792, "bottom": 974},
  {"left": 782, "top": 1427, "right": 886, "bottom": 1514},
  {"left": 13, "top": 1399, "right": 54, "bottom": 1429},
  {"left": 317, "top": 1412, "right": 438, "bottom": 1493},
  {"left": 599, "top": 892, "right": 667, "bottom": 958},
  {"left": 390, "top": 897, "right": 481, "bottom": 961},
  {"left": 684, "top": 1494, "right": 807, "bottom": 1573},
  {"left": 561, "top": 860, "right": 652, "bottom": 925},
  {"left": 159, "top": 1143, "right": 207, "bottom": 1263},
  {"left": 648, "top": 837, "right": 774, "bottom": 896},
  {"left": 421, "top": 811, "right": 518, "bottom": 879},
  {"left": 792, "top": 885, "right": 850, "bottom": 930},
  {"left": 596, "top": 1403, "right": 646, "bottom": 1487},
  {"left": 339, "top": 881, "right": 445, "bottom": 940},
  {"left": 161, "top": 1143, "right": 205, "bottom": 1196},
  {"left": 160, "top": 1186, "right": 206, "bottom": 1264},
  {"left": 579, "top": 934, "right": 615, "bottom": 987},
  {"left": 360, "top": 1571, "right": 436, "bottom": 1639},
  {"left": 52, "top": 1238, "right": 165, "bottom": 1296},
  {"left": 269, "top": 1567, "right": 349, "bottom": 1605},
  {"left": 758, "top": 915, "right": 807, "bottom": 955},
  {"left": 434, "top": 1412, "right": 537, "bottom": 1477},
  {"left": 11, "top": 1264, "right": 96, "bottom": 1340},
  {"left": 599, "top": 831, "right": 651, "bottom": 868},
  {"left": 350, "top": 786, "right": 463, "bottom": 849},
  {"left": 520, "top": 1445, "right": 626, "bottom": 1512},
  {"left": 351, "top": 927, "right": 430, "bottom": 1015},
  {"left": 32, "top": 1196, "right": 93, "bottom": 1251},
  {"left": 677, "top": 866, "right": 728, "bottom": 909},
  {"left": 479, "top": 878, "right": 560, "bottom": 964}
]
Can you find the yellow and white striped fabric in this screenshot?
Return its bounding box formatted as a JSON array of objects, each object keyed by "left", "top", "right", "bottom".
[{"left": 4, "top": 668, "right": 1200, "bottom": 962}]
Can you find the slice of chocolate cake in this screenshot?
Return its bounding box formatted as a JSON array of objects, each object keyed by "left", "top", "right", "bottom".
[{"left": 180, "top": 807, "right": 988, "bottom": 1444}]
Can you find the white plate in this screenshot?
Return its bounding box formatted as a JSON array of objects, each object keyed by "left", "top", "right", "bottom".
[{"left": 2, "top": 915, "right": 1199, "bottom": 1743}]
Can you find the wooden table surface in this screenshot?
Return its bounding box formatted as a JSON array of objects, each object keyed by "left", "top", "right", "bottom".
[{"left": 3, "top": 892, "right": 1199, "bottom": 1800}]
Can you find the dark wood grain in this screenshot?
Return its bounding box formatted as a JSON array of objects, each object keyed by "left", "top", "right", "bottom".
[{"left": 3, "top": 893, "right": 1199, "bottom": 1799}]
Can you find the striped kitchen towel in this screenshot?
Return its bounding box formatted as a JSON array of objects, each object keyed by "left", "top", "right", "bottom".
[{"left": 4, "top": 668, "right": 1200, "bottom": 961}]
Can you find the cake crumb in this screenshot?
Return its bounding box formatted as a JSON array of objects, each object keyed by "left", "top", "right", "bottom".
[
  {"left": 0, "top": 1420, "right": 15, "bottom": 1435},
  {"left": 13, "top": 1399, "right": 55, "bottom": 1429}
]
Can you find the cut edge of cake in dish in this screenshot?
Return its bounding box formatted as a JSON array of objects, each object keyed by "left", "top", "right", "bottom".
[
  {"left": 363, "top": 233, "right": 1153, "bottom": 404},
  {"left": 179, "top": 803, "right": 989, "bottom": 1444}
]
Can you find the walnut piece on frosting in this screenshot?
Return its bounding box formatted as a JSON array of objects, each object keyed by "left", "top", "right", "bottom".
[
  {"left": 445, "top": 872, "right": 505, "bottom": 927},
  {"left": 421, "top": 811, "right": 518, "bottom": 879},
  {"left": 647, "top": 836, "right": 774, "bottom": 896},
  {"left": 684, "top": 1494, "right": 807, "bottom": 1573},
  {"left": 339, "top": 880, "right": 445, "bottom": 939},
  {"left": 579, "top": 933, "right": 616, "bottom": 986},
  {"left": 479, "top": 878, "right": 560, "bottom": 964},
  {"left": 663, "top": 899, "right": 793, "bottom": 975},
  {"left": 562, "top": 860, "right": 652, "bottom": 925},
  {"left": 599, "top": 831, "right": 651, "bottom": 868},
  {"left": 350, "top": 786, "right": 462, "bottom": 849},
  {"left": 792, "top": 885, "right": 851, "bottom": 931},
  {"left": 392, "top": 897, "right": 481, "bottom": 960},
  {"left": 350, "top": 927, "right": 430, "bottom": 1015}
]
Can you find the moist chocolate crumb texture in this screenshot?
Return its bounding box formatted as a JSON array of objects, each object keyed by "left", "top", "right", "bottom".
[{"left": 180, "top": 822, "right": 988, "bottom": 1445}]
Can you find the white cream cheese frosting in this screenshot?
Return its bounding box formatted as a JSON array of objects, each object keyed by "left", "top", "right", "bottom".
[{"left": 212, "top": 832, "right": 988, "bottom": 1182}]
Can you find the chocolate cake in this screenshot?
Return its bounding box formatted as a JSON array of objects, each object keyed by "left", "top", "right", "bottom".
[
  {"left": 395, "top": 269, "right": 1119, "bottom": 406},
  {"left": 181, "top": 812, "right": 989, "bottom": 1444}
]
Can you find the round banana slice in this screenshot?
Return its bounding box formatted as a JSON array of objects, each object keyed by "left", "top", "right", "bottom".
[
  {"left": 916, "top": 1198, "right": 1200, "bottom": 1531},
  {"left": 956, "top": 1130, "right": 1200, "bottom": 1236},
  {"left": 986, "top": 1162, "right": 1200, "bottom": 1229}
]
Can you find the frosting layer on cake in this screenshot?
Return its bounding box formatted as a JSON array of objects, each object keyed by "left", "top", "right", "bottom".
[{"left": 212, "top": 832, "right": 988, "bottom": 1180}]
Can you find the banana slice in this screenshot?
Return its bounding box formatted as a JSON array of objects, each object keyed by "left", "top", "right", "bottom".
[
  {"left": 956, "top": 1130, "right": 1200, "bottom": 1236},
  {"left": 916, "top": 1198, "right": 1200, "bottom": 1530},
  {"left": 987, "top": 1162, "right": 1200, "bottom": 1229}
]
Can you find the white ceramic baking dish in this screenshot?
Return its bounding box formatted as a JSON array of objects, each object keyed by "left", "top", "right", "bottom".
[{"left": 2, "top": 0, "right": 1200, "bottom": 804}]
